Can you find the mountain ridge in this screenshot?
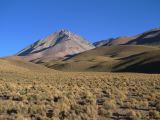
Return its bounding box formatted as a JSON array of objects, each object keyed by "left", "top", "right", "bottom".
[
  {"left": 5, "top": 27, "right": 160, "bottom": 73},
  {"left": 93, "top": 28, "right": 160, "bottom": 47}
]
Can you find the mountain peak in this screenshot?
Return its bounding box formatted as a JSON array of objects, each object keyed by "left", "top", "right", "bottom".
[
  {"left": 17, "top": 29, "right": 94, "bottom": 62},
  {"left": 56, "top": 29, "right": 74, "bottom": 38}
]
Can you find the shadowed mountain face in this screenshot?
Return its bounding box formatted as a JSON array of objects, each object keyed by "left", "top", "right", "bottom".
[
  {"left": 16, "top": 29, "right": 95, "bottom": 62},
  {"left": 114, "top": 49, "right": 160, "bottom": 73}
]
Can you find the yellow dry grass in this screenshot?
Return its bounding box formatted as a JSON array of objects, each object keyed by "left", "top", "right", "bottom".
[{"left": 0, "top": 59, "right": 160, "bottom": 120}]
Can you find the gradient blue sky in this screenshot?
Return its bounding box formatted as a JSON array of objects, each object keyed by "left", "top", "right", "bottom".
[{"left": 0, "top": 0, "right": 160, "bottom": 57}]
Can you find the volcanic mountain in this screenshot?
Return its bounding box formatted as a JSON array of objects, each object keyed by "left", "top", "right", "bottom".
[{"left": 16, "top": 29, "right": 95, "bottom": 63}]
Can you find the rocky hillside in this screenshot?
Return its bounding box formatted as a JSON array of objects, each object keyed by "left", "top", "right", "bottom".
[{"left": 17, "top": 29, "right": 95, "bottom": 62}]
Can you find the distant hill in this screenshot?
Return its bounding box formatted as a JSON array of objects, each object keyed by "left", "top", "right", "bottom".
[
  {"left": 94, "top": 28, "right": 160, "bottom": 47},
  {"left": 105, "top": 36, "right": 136, "bottom": 46},
  {"left": 16, "top": 29, "right": 95, "bottom": 63},
  {"left": 126, "top": 28, "right": 160, "bottom": 45},
  {"left": 93, "top": 37, "right": 135, "bottom": 47},
  {"left": 45, "top": 45, "right": 160, "bottom": 73},
  {"left": 93, "top": 38, "right": 113, "bottom": 47}
]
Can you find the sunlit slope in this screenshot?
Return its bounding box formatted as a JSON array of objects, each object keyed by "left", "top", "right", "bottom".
[
  {"left": 45, "top": 45, "right": 160, "bottom": 72},
  {"left": 0, "top": 58, "right": 59, "bottom": 82},
  {"left": 0, "top": 59, "right": 54, "bottom": 72},
  {"left": 105, "top": 36, "right": 135, "bottom": 46}
]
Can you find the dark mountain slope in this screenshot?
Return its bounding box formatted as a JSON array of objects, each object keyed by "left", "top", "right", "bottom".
[{"left": 115, "top": 49, "right": 160, "bottom": 73}]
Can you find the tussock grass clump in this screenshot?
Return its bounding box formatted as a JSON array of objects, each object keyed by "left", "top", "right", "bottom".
[{"left": 149, "top": 110, "right": 160, "bottom": 119}]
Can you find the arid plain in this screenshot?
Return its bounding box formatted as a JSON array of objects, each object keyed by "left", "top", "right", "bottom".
[{"left": 0, "top": 59, "right": 160, "bottom": 120}]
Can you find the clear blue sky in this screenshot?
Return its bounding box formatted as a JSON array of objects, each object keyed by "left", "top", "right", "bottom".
[{"left": 0, "top": 0, "right": 160, "bottom": 57}]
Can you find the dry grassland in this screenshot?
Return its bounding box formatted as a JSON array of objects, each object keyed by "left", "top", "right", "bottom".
[{"left": 0, "top": 59, "right": 160, "bottom": 120}]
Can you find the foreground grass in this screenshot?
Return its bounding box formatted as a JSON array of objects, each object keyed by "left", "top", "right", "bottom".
[{"left": 0, "top": 59, "right": 160, "bottom": 120}]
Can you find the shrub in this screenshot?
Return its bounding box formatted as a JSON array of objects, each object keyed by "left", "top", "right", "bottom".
[
  {"left": 103, "top": 99, "right": 116, "bottom": 110},
  {"left": 126, "top": 110, "right": 140, "bottom": 120},
  {"left": 149, "top": 110, "right": 160, "bottom": 119},
  {"left": 156, "top": 102, "right": 160, "bottom": 111}
]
